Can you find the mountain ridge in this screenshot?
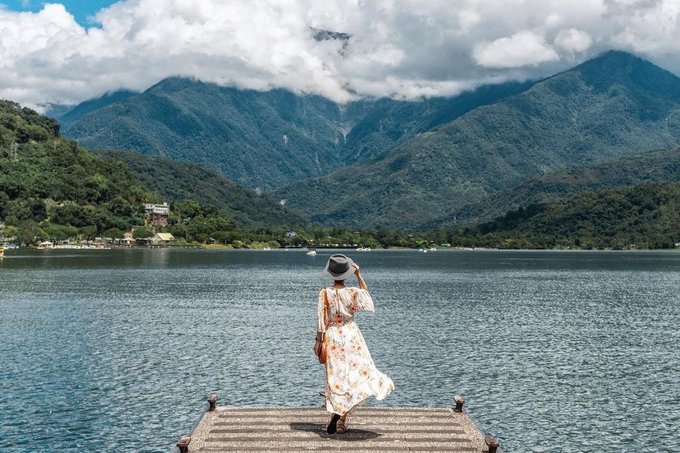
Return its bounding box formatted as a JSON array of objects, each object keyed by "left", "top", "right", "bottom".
[
  {"left": 464, "top": 181, "right": 680, "bottom": 249},
  {"left": 428, "top": 146, "right": 680, "bottom": 228},
  {"left": 277, "top": 51, "right": 680, "bottom": 229},
  {"left": 99, "top": 149, "right": 307, "bottom": 227},
  {"left": 59, "top": 77, "right": 533, "bottom": 190}
]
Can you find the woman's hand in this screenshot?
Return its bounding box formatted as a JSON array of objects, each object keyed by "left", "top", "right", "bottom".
[{"left": 353, "top": 263, "right": 367, "bottom": 290}]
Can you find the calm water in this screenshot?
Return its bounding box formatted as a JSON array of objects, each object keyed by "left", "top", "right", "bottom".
[{"left": 1, "top": 249, "right": 679, "bottom": 452}]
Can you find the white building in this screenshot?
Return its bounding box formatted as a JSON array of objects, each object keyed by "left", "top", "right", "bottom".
[
  {"left": 144, "top": 203, "right": 170, "bottom": 215},
  {"left": 144, "top": 202, "right": 170, "bottom": 225}
]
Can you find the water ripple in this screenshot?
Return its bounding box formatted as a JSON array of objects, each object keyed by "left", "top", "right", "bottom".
[{"left": 1, "top": 249, "right": 678, "bottom": 452}]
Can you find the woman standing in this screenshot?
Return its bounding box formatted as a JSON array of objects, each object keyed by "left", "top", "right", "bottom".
[{"left": 314, "top": 254, "right": 394, "bottom": 434}]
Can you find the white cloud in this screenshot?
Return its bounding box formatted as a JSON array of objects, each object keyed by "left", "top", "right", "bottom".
[
  {"left": 554, "top": 28, "right": 593, "bottom": 54},
  {"left": 1, "top": 0, "right": 680, "bottom": 110},
  {"left": 607, "top": 0, "right": 680, "bottom": 54},
  {"left": 473, "top": 31, "right": 559, "bottom": 68}
]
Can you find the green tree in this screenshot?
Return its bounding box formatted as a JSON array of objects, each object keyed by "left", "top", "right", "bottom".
[
  {"left": 173, "top": 199, "right": 203, "bottom": 220},
  {"left": 103, "top": 228, "right": 125, "bottom": 239},
  {"left": 16, "top": 221, "right": 47, "bottom": 245},
  {"left": 79, "top": 225, "right": 97, "bottom": 241},
  {"left": 133, "top": 227, "right": 154, "bottom": 239},
  {"left": 44, "top": 224, "right": 71, "bottom": 241}
]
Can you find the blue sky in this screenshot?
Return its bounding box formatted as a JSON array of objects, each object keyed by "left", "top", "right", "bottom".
[{"left": 0, "top": 0, "right": 116, "bottom": 25}]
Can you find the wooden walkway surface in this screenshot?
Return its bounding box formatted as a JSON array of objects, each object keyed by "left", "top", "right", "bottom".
[{"left": 177, "top": 399, "right": 500, "bottom": 453}]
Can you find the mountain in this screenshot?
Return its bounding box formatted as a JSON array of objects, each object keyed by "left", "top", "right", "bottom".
[
  {"left": 464, "top": 182, "right": 680, "bottom": 249},
  {"left": 0, "top": 100, "right": 151, "bottom": 233},
  {"left": 99, "top": 150, "right": 306, "bottom": 227},
  {"left": 338, "top": 81, "right": 533, "bottom": 163},
  {"left": 277, "top": 51, "right": 680, "bottom": 230},
  {"left": 43, "top": 103, "right": 74, "bottom": 120},
  {"left": 0, "top": 100, "right": 305, "bottom": 242},
  {"left": 54, "top": 89, "right": 138, "bottom": 127},
  {"left": 62, "top": 79, "right": 346, "bottom": 190},
  {"left": 433, "top": 147, "right": 680, "bottom": 226},
  {"left": 59, "top": 78, "right": 532, "bottom": 190}
]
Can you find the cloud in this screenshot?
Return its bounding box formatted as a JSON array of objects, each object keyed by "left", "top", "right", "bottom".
[
  {"left": 1, "top": 0, "right": 680, "bottom": 110},
  {"left": 554, "top": 29, "right": 594, "bottom": 54},
  {"left": 473, "top": 31, "right": 559, "bottom": 68}
]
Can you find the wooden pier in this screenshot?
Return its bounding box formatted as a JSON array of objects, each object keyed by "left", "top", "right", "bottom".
[{"left": 176, "top": 395, "right": 501, "bottom": 453}]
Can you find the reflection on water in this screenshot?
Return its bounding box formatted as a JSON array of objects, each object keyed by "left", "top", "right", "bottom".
[{"left": 1, "top": 249, "right": 679, "bottom": 452}]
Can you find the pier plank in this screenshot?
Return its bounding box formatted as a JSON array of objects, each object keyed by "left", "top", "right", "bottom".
[{"left": 186, "top": 407, "right": 487, "bottom": 453}]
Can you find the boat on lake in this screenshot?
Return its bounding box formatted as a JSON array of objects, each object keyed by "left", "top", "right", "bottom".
[{"left": 306, "top": 250, "right": 317, "bottom": 256}]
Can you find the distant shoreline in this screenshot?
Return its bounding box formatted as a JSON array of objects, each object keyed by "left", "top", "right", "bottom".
[{"left": 5, "top": 245, "right": 679, "bottom": 253}]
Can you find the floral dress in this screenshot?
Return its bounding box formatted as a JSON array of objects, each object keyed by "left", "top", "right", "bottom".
[{"left": 318, "top": 286, "right": 394, "bottom": 415}]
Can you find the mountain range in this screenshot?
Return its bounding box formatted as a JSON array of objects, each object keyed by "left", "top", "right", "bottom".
[
  {"left": 55, "top": 78, "right": 531, "bottom": 191},
  {"left": 277, "top": 51, "right": 680, "bottom": 229},
  {"left": 53, "top": 51, "right": 680, "bottom": 231}
]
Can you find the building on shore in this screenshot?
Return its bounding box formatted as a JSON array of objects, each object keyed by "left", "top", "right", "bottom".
[
  {"left": 152, "top": 232, "right": 175, "bottom": 246},
  {"left": 144, "top": 202, "right": 170, "bottom": 226}
]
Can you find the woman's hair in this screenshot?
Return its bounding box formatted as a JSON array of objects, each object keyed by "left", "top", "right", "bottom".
[{"left": 335, "top": 279, "right": 345, "bottom": 284}]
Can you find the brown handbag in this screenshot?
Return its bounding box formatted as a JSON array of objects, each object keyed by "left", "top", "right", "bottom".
[{"left": 317, "top": 288, "right": 330, "bottom": 364}]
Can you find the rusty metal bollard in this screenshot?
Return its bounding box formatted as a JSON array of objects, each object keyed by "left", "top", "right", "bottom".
[
  {"left": 176, "top": 434, "right": 191, "bottom": 453},
  {"left": 453, "top": 395, "right": 465, "bottom": 412},
  {"left": 208, "top": 393, "right": 219, "bottom": 412},
  {"left": 485, "top": 434, "right": 499, "bottom": 453}
]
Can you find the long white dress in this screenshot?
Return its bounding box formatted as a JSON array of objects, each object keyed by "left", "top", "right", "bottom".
[{"left": 317, "top": 286, "right": 394, "bottom": 415}]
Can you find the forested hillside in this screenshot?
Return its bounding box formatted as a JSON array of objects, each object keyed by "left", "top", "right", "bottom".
[
  {"left": 338, "top": 81, "right": 533, "bottom": 163},
  {"left": 449, "top": 182, "right": 680, "bottom": 249},
  {"left": 278, "top": 51, "right": 680, "bottom": 230},
  {"left": 100, "top": 150, "right": 306, "bottom": 227},
  {"left": 0, "top": 100, "right": 150, "bottom": 241},
  {"left": 435, "top": 147, "right": 680, "bottom": 226},
  {"left": 0, "top": 101, "right": 305, "bottom": 245}
]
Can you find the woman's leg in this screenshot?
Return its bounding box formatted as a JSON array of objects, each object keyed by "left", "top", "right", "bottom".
[
  {"left": 327, "top": 413, "right": 341, "bottom": 434},
  {"left": 336, "top": 413, "right": 348, "bottom": 434}
]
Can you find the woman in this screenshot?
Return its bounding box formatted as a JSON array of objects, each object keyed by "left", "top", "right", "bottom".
[{"left": 314, "top": 254, "right": 394, "bottom": 434}]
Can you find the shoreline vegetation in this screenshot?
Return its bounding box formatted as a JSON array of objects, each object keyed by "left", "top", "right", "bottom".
[{"left": 5, "top": 241, "right": 680, "bottom": 252}]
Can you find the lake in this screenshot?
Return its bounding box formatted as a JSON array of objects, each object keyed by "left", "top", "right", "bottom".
[{"left": 1, "top": 248, "right": 679, "bottom": 452}]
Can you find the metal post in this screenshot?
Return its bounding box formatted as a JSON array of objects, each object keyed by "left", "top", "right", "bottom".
[
  {"left": 453, "top": 395, "right": 465, "bottom": 412},
  {"left": 208, "top": 393, "right": 219, "bottom": 412},
  {"left": 485, "top": 434, "right": 499, "bottom": 453},
  {"left": 176, "top": 434, "right": 191, "bottom": 453}
]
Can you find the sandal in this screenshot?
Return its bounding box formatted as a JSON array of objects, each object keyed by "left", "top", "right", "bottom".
[
  {"left": 336, "top": 414, "right": 348, "bottom": 434},
  {"left": 327, "top": 413, "right": 341, "bottom": 434}
]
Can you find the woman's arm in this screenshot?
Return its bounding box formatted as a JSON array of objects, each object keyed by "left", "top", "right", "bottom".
[
  {"left": 349, "top": 263, "right": 374, "bottom": 312},
  {"left": 353, "top": 263, "right": 367, "bottom": 290}
]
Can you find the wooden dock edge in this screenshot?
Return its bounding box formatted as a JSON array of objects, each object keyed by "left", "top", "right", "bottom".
[
  {"left": 174, "top": 393, "right": 219, "bottom": 453},
  {"left": 174, "top": 393, "right": 502, "bottom": 453}
]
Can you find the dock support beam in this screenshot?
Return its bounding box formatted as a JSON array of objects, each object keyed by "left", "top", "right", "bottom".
[
  {"left": 453, "top": 395, "right": 465, "bottom": 412},
  {"left": 485, "top": 434, "right": 500, "bottom": 453},
  {"left": 208, "top": 393, "right": 219, "bottom": 412},
  {"left": 176, "top": 434, "right": 191, "bottom": 453}
]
